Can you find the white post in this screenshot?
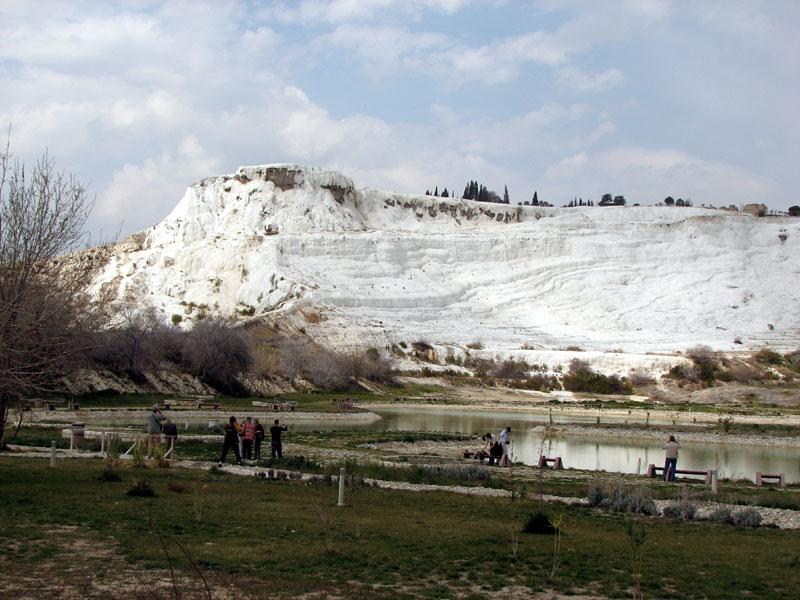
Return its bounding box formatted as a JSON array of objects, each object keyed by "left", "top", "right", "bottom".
[
  {"left": 69, "top": 434, "right": 74, "bottom": 454},
  {"left": 100, "top": 432, "right": 106, "bottom": 454},
  {"left": 337, "top": 467, "right": 346, "bottom": 507},
  {"left": 50, "top": 441, "right": 56, "bottom": 468},
  {"left": 711, "top": 470, "right": 718, "bottom": 494},
  {"left": 636, "top": 457, "right": 642, "bottom": 475}
]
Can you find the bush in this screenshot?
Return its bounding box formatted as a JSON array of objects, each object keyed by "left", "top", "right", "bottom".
[
  {"left": 182, "top": 319, "right": 253, "bottom": 395},
  {"left": 98, "top": 462, "right": 121, "bottom": 482},
  {"left": 523, "top": 510, "right": 556, "bottom": 535},
  {"left": 753, "top": 348, "right": 785, "bottom": 366},
  {"left": 662, "top": 500, "right": 696, "bottom": 521},
  {"left": 127, "top": 479, "right": 155, "bottom": 497},
  {"left": 710, "top": 507, "right": 733, "bottom": 524},
  {"left": 587, "top": 480, "right": 609, "bottom": 507},
  {"left": 587, "top": 480, "right": 657, "bottom": 515},
  {"left": 563, "top": 359, "right": 632, "bottom": 395},
  {"left": 491, "top": 359, "right": 529, "bottom": 380},
  {"left": 732, "top": 507, "right": 762, "bottom": 527}
]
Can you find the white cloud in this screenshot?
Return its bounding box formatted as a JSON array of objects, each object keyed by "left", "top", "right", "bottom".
[
  {"left": 558, "top": 66, "right": 624, "bottom": 93},
  {"left": 98, "top": 136, "right": 222, "bottom": 232},
  {"left": 268, "top": 0, "right": 473, "bottom": 24},
  {"left": 543, "top": 146, "right": 779, "bottom": 206}
]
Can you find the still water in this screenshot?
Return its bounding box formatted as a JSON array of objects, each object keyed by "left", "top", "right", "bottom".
[{"left": 366, "top": 407, "right": 800, "bottom": 484}]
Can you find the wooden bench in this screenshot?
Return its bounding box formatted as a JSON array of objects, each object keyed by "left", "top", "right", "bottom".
[
  {"left": 538, "top": 456, "right": 564, "bottom": 470},
  {"left": 647, "top": 464, "right": 713, "bottom": 484},
  {"left": 756, "top": 472, "right": 786, "bottom": 489}
]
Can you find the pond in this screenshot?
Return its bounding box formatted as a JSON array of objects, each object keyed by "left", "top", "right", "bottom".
[{"left": 368, "top": 407, "right": 800, "bottom": 484}]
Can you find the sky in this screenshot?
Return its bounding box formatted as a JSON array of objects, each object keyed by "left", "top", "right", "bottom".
[{"left": 2, "top": 0, "right": 798, "bottom": 237}]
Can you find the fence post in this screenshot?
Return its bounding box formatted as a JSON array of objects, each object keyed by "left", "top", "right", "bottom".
[
  {"left": 337, "top": 466, "right": 346, "bottom": 507},
  {"left": 711, "top": 470, "right": 718, "bottom": 494},
  {"left": 636, "top": 457, "right": 641, "bottom": 475},
  {"left": 50, "top": 441, "right": 56, "bottom": 468}
]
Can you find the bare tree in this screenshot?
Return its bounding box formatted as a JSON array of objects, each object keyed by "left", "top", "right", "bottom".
[
  {"left": 0, "top": 137, "right": 97, "bottom": 446},
  {"left": 182, "top": 319, "right": 253, "bottom": 395}
]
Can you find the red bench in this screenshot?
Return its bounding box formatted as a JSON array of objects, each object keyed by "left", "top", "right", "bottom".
[{"left": 538, "top": 456, "right": 564, "bottom": 469}]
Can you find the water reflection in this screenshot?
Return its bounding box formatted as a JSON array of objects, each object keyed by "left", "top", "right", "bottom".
[{"left": 369, "top": 407, "right": 800, "bottom": 484}]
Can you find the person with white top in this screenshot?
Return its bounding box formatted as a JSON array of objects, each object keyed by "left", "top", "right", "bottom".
[
  {"left": 498, "top": 427, "right": 512, "bottom": 466},
  {"left": 662, "top": 435, "right": 680, "bottom": 481}
]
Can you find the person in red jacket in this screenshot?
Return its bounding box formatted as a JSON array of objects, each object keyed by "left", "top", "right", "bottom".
[{"left": 242, "top": 416, "right": 256, "bottom": 460}]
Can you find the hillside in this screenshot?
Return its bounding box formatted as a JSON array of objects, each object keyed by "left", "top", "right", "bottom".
[{"left": 87, "top": 164, "right": 800, "bottom": 374}]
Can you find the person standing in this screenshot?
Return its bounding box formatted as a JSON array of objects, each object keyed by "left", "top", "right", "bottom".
[
  {"left": 219, "top": 416, "right": 242, "bottom": 466},
  {"left": 270, "top": 419, "right": 288, "bottom": 459},
  {"left": 498, "top": 426, "right": 512, "bottom": 467},
  {"left": 662, "top": 435, "right": 680, "bottom": 481},
  {"left": 163, "top": 418, "right": 178, "bottom": 460},
  {"left": 242, "top": 416, "right": 255, "bottom": 460},
  {"left": 147, "top": 406, "right": 166, "bottom": 457},
  {"left": 254, "top": 418, "right": 265, "bottom": 460}
]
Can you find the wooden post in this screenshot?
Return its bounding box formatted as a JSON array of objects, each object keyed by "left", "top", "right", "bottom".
[
  {"left": 337, "top": 467, "right": 346, "bottom": 507},
  {"left": 704, "top": 470, "right": 713, "bottom": 486},
  {"left": 636, "top": 457, "right": 641, "bottom": 475},
  {"left": 711, "top": 470, "right": 718, "bottom": 494},
  {"left": 756, "top": 472, "right": 763, "bottom": 486},
  {"left": 50, "top": 441, "right": 56, "bottom": 468}
]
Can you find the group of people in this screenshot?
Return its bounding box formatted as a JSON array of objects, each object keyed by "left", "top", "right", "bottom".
[
  {"left": 145, "top": 406, "right": 290, "bottom": 466},
  {"left": 147, "top": 406, "right": 177, "bottom": 458},
  {"left": 219, "top": 416, "right": 288, "bottom": 466},
  {"left": 475, "top": 426, "right": 513, "bottom": 466}
]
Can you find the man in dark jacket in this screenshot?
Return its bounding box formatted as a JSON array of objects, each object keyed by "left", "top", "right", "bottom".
[
  {"left": 270, "top": 419, "right": 288, "bottom": 459},
  {"left": 219, "top": 416, "right": 242, "bottom": 466},
  {"left": 163, "top": 418, "right": 178, "bottom": 460}
]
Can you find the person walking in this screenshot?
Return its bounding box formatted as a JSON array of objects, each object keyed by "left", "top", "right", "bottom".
[
  {"left": 254, "top": 418, "right": 265, "bottom": 460},
  {"left": 270, "top": 419, "right": 288, "bottom": 459},
  {"left": 242, "top": 416, "right": 255, "bottom": 460},
  {"left": 163, "top": 417, "right": 178, "bottom": 460},
  {"left": 662, "top": 435, "right": 680, "bottom": 481},
  {"left": 147, "top": 405, "right": 166, "bottom": 457},
  {"left": 219, "top": 416, "right": 242, "bottom": 466}
]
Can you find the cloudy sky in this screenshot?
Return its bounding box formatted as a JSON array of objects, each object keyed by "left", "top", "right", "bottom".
[{"left": 2, "top": 0, "right": 798, "bottom": 236}]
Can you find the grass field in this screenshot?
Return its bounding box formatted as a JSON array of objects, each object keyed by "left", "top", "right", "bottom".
[{"left": 1, "top": 457, "right": 799, "bottom": 599}]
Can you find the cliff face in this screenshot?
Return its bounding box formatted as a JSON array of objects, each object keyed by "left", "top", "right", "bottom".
[{"left": 88, "top": 164, "right": 800, "bottom": 362}]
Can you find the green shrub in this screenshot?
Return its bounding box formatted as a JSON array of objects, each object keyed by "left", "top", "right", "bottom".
[
  {"left": 171, "top": 314, "right": 183, "bottom": 326},
  {"left": 563, "top": 360, "right": 632, "bottom": 395},
  {"left": 98, "top": 462, "right": 121, "bottom": 482},
  {"left": 710, "top": 507, "right": 733, "bottom": 524},
  {"left": 753, "top": 348, "right": 785, "bottom": 366},
  {"left": 586, "top": 480, "right": 656, "bottom": 515},
  {"left": 732, "top": 507, "right": 762, "bottom": 527},
  {"left": 127, "top": 479, "right": 155, "bottom": 497},
  {"left": 663, "top": 500, "right": 696, "bottom": 521},
  {"left": 523, "top": 510, "right": 556, "bottom": 535}
]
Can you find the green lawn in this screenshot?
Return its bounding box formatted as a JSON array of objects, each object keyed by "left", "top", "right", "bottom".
[{"left": 1, "top": 457, "right": 799, "bottom": 599}]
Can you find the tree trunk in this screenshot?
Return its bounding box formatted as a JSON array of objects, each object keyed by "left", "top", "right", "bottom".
[{"left": 0, "top": 392, "right": 9, "bottom": 449}]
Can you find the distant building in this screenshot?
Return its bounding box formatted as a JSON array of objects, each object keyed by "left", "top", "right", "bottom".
[{"left": 742, "top": 203, "right": 767, "bottom": 217}]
